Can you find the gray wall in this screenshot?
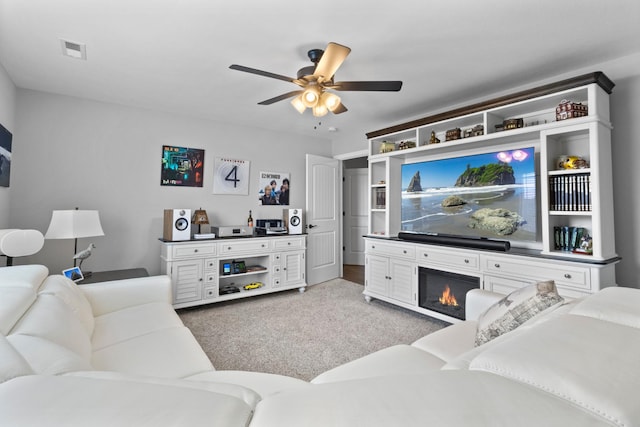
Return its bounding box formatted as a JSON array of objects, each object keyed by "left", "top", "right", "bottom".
[
  {"left": 9, "top": 90, "right": 332, "bottom": 275},
  {"left": 0, "top": 63, "right": 15, "bottom": 229}
]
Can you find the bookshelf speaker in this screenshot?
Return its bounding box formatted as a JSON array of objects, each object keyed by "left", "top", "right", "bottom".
[{"left": 163, "top": 209, "right": 191, "bottom": 241}]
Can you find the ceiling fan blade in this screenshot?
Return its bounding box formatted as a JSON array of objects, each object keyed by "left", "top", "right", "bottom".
[
  {"left": 313, "top": 42, "right": 351, "bottom": 82},
  {"left": 230, "top": 64, "right": 296, "bottom": 84},
  {"left": 332, "top": 103, "right": 348, "bottom": 114},
  {"left": 258, "top": 90, "right": 303, "bottom": 105},
  {"left": 329, "top": 81, "right": 403, "bottom": 91}
]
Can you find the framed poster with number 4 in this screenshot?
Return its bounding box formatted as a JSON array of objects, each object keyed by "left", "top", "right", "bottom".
[{"left": 213, "top": 157, "right": 250, "bottom": 195}]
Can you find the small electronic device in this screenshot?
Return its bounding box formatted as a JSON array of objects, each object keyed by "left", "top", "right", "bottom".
[
  {"left": 223, "top": 263, "right": 231, "bottom": 275},
  {"left": 231, "top": 260, "right": 246, "bottom": 274},
  {"left": 62, "top": 267, "right": 84, "bottom": 283},
  {"left": 211, "top": 225, "right": 254, "bottom": 238}
]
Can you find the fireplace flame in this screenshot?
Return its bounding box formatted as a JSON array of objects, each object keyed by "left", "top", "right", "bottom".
[{"left": 439, "top": 285, "right": 459, "bottom": 307}]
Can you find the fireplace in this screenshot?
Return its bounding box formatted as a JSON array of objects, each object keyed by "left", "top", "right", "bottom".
[{"left": 418, "top": 267, "right": 480, "bottom": 320}]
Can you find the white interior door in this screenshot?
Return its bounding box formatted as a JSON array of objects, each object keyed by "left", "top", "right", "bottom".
[
  {"left": 343, "top": 168, "right": 368, "bottom": 265},
  {"left": 305, "top": 154, "right": 341, "bottom": 285}
]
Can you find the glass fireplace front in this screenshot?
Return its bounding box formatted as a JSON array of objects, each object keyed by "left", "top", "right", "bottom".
[{"left": 418, "top": 267, "right": 480, "bottom": 320}]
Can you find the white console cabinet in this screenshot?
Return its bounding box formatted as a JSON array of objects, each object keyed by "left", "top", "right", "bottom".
[
  {"left": 161, "top": 235, "right": 306, "bottom": 309},
  {"left": 364, "top": 237, "right": 617, "bottom": 322}
]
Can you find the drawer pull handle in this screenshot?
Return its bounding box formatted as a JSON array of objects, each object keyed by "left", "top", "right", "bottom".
[
  {"left": 423, "top": 253, "right": 428, "bottom": 257},
  {"left": 494, "top": 263, "right": 500, "bottom": 268},
  {"left": 288, "top": 242, "right": 291, "bottom": 245},
  {"left": 403, "top": 250, "right": 407, "bottom": 254},
  {"left": 464, "top": 259, "right": 469, "bottom": 264},
  {"left": 564, "top": 273, "right": 572, "bottom": 279},
  {"left": 194, "top": 249, "right": 198, "bottom": 253},
  {"left": 372, "top": 245, "right": 375, "bottom": 249},
  {"left": 262, "top": 244, "right": 266, "bottom": 247}
]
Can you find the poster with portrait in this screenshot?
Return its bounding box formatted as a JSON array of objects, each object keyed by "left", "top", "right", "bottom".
[
  {"left": 213, "top": 157, "right": 250, "bottom": 195},
  {"left": 258, "top": 171, "right": 290, "bottom": 205}
]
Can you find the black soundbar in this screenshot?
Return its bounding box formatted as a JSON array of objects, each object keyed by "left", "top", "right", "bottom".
[{"left": 398, "top": 232, "right": 510, "bottom": 252}]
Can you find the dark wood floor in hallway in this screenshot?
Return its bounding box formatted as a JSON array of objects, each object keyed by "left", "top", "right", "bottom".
[{"left": 342, "top": 264, "right": 364, "bottom": 285}]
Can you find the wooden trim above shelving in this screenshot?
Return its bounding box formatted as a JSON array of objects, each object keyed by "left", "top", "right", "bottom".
[{"left": 366, "top": 71, "right": 615, "bottom": 139}]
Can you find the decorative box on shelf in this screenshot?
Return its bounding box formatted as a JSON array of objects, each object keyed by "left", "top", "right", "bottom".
[
  {"left": 398, "top": 140, "right": 416, "bottom": 150},
  {"left": 556, "top": 99, "right": 588, "bottom": 121},
  {"left": 379, "top": 141, "right": 396, "bottom": 153},
  {"left": 445, "top": 128, "right": 461, "bottom": 141},
  {"left": 503, "top": 118, "right": 523, "bottom": 130}
]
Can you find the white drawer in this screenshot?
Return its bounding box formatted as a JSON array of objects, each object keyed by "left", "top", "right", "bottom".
[
  {"left": 204, "top": 258, "right": 217, "bottom": 271},
  {"left": 273, "top": 237, "right": 305, "bottom": 250},
  {"left": 366, "top": 240, "right": 415, "bottom": 259},
  {"left": 417, "top": 247, "right": 479, "bottom": 271},
  {"left": 484, "top": 256, "right": 590, "bottom": 290},
  {"left": 219, "top": 239, "right": 271, "bottom": 256},
  {"left": 172, "top": 243, "right": 216, "bottom": 259}
]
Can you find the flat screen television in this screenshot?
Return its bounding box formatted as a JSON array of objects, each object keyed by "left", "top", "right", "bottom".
[{"left": 401, "top": 146, "right": 538, "bottom": 246}]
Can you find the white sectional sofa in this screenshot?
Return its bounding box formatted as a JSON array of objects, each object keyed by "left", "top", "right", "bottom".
[{"left": 1, "top": 264, "right": 639, "bottom": 426}]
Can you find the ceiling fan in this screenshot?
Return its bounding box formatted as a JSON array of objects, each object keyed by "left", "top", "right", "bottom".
[{"left": 229, "top": 42, "right": 402, "bottom": 117}]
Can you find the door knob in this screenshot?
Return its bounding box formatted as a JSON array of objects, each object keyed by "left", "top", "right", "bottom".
[{"left": 308, "top": 224, "right": 317, "bottom": 229}]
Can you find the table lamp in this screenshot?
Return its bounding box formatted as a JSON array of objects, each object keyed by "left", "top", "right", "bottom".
[
  {"left": 192, "top": 208, "right": 209, "bottom": 234},
  {"left": 45, "top": 208, "right": 104, "bottom": 269}
]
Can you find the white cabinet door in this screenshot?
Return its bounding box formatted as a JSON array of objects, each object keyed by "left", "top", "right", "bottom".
[
  {"left": 365, "top": 255, "right": 389, "bottom": 296},
  {"left": 171, "top": 259, "right": 203, "bottom": 304},
  {"left": 389, "top": 258, "right": 415, "bottom": 304},
  {"left": 281, "top": 251, "right": 305, "bottom": 287}
]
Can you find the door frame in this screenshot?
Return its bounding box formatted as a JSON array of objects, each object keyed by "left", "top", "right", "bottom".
[{"left": 334, "top": 149, "right": 369, "bottom": 273}]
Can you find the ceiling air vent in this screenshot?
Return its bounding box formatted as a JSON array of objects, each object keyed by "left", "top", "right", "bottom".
[{"left": 60, "top": 39, "right": 87, "bottom": 60}]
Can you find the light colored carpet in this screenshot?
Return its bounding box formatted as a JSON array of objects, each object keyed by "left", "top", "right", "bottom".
[{"left": 178, "top": 278, "right": 449, "bottom": 381}]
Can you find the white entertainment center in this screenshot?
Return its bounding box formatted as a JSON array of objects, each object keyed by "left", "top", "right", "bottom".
[
  {"left": 160, "top": 235, "right": 306, "bottom": 309},
  {"left": 364, "top": 72, "right": 619, "bottom": 322}
]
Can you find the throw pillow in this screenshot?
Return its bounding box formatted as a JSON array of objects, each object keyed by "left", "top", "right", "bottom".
[{"left": 474, "top": 280, "right": 564, "bottom": 346}]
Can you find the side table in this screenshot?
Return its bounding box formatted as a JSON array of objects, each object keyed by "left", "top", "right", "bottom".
[{"left": 78, "top": 268, "right": 149, "bottom": 284}]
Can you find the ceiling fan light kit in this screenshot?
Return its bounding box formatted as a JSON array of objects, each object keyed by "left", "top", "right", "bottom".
[{"left": 230, "top": 42, "right": 402, "bottom": 117}]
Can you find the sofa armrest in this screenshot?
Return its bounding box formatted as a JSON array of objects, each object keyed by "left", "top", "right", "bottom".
[
  {"left": 80, "top": 275, "right": 173, "bottom": 316},
  {"left": 465, "top": 289, "right": 504, "bottom": 321}
]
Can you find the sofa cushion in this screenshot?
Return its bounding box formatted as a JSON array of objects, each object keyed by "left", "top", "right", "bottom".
[
  {"left": 39, "top": 274, "right": 95, "bottom": 335},
  {"left": 311, "top": 344, "right": 446, "bottom": 384},
  {"left": 7, "top": 334, "right": 93, "bottom": 374},
  {"left": 469, "top": 314, "right": 640, "bottom": 427},
  {"left": 0, "top": 334, "right": 33, "bottom": 383},
  {"left": 186, "top": 370, "right": 311, "bottom": 399},
  {"left": 474, "top": 280, "right": 564, "bottom": 346},
  {"left": 91, "top": 326, "right": 214, "bottom": 378},
  {"left": 411, "top": 320, "right": 477, "bottom": 362},
  {"left": 91, "top": 302, "right": 184, "bottom": 351},
  {"left": 9, "top": 293, "right": 92, "bottom": 360},
  {"left": 570, "top": 286, "right": 640, "bottom": 329},
  {"left": 0, "top": 265, "right": 49, "bottom": 291},
  {"left": 251, "top": 370, "right": 608, "bottom": 427},
  {"left": 0, "top": 375, "right": 254, "bottom": 427},
  {"left": 66, "top": 370, "right": 262, "bottom": 409},
  {"left": 0, "top": 287, "right": 36, "bottom": 335}
]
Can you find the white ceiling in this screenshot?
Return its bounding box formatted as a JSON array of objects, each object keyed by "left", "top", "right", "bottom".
[{"left": 1, "top": 0, "right": 640, "bottom": 144}]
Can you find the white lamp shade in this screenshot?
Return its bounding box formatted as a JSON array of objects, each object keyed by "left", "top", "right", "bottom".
[
  {"left": 290, "top": 95, "right": 306, "bottom": 114},
  {"left": 321, "top": 92, "right": 341, "bottom": 112},
  {"left": 312, "top": 103, "right": 328, "bottom": 117},
  {"left": 301, "top": 86, "right": 320, "bottom": 108},
  {"left": 45, "top": 210, "right": 105, "bottom": 239}
]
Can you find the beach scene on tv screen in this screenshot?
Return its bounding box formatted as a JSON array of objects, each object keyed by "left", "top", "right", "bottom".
[{"left": 401, "top": 147, "right": 537, "bottom": 242}]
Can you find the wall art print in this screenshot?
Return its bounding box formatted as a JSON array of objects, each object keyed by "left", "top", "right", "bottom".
[
  {"left": 161, "top": 145, "right": 204, "bottom": 187},
  {"left": 213, "top": 157, "right": 250, "bottom": 195},
  {"left": 0, "top": 122, "right": 12, "bottom": 188},
  {"left": 258, "top": 171, "right": 290, "bottom": 205}
]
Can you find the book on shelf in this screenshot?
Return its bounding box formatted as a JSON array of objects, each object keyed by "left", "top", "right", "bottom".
[
  {"left": 553, "top": 226, "right": 586, "bottom": 251},
  {"left": 548, "top": 173, "right": 591, "bottom": 212}
]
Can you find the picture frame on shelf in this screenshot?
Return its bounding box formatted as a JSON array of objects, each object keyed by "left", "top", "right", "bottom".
[{"left": 375, "top": 187, "right": 386, "bottom": 209}]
